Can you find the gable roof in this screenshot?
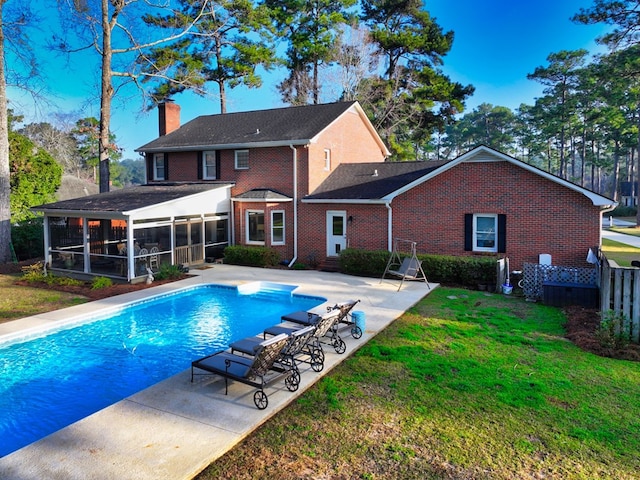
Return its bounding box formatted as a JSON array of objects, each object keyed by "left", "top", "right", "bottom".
[
  {"left": 304, "top": 145, "right": 616, "bottom": 208},
  {"left": 33, "top": 183, "right": 233, "bottom": 216},
  {"left": 137, "top": 101, "right": 389, "bottom": 156}
]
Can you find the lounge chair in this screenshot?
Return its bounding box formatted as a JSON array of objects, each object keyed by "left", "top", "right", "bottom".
[
  {"left": 281, "top": 299, "right": 362, "bottom": 338},
  {"left": 230, "top": 325, "right": 316, "bottom": 384},
  {"left": 264, "top": 310, "right": 345, "bottom": 361},
  {"left": 191, "top": 333, "right": 295, "bottom": 409}
]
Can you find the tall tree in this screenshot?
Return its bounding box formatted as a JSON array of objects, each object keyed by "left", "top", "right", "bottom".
[
  {"left": 0, "top": 0, "right": 9, "bottom": 263},
  {"left": 573, "top": 0, "right": 640, "bottom": 49},
  {"left": 0, "top": 0, "right": 39, "bottom": 263},
  {"left": 141, "top": 0, "right": 276, "bottom": 113},
  {"left": 265, "top": 0, "right": 356, "bottom": 105},
  {"left": 359, "top": 0, "right": 472, "bottom": 160},
  {"left": 527, "top": 50, "right": 588, "bottom": 178},
  {"left": 59, "top": 0, "right": 213, "bottom": 193}
]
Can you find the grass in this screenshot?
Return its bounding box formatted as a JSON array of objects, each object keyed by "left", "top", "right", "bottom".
[
  {"left": 0, "top": 273, "right": 87, "bottom": 323},
  {"left": 601, "top": 238, "right": 640, "bottom": 267},
  {"left": 609, "top": 226, "right": 640, "bottom": 237},
  {"left": 198, "top": 288, "right": 640, "bottom": 480}
]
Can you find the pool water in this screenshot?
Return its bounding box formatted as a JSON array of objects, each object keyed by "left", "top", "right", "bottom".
[{"left": 0, "top": 283, "right": 324, "bottom": 457}]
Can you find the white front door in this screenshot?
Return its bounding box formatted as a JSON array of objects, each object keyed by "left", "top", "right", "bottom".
[{"left": 326, "top": 211, "right": 347, "bottom": 257}]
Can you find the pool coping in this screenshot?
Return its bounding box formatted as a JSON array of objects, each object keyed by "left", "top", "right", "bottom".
[{"left": 0, "top": 265, "right": 436, "bottom": 480}]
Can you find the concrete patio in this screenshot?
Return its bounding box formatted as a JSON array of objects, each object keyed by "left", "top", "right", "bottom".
[{"left": 0, "top": 265, "right": 436, "bottom": 480}]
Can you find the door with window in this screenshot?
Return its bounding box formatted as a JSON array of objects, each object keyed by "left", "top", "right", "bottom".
[
  {"left": 175, "top": 220, "right": 204, "bottom": 265},
  {"left": 326, "top": 211, "right": 347, "bottom": 257}
]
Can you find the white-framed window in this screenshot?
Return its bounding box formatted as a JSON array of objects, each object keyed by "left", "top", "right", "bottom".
[
  {"left": 246, "top": 210, "right": 265, "bottom": 244},
  {"left": 153, "top": 153, "right": 165, "bottom": 180},
  {"left": 271, "top": 210, "right": 285, "bottom": 245},
  {"left": 235, "top": 149, "right": 249, "bottom": 170},
  {"left": 473, "top": 214, "right": 498, "bottom": 252},
  {"left": 324, "top": 149, "right": 331, "bottom": 171},
  {"left": 203, "top": 151, "right": 217, "bottom": 179}
]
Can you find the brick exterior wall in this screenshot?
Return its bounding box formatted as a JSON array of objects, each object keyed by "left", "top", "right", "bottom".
[
  {"left": 307, "top": 108, "right": 387, "bottom": 193},
  {"left": 297, "top": 160, "right": 601, "bottom": 270}
]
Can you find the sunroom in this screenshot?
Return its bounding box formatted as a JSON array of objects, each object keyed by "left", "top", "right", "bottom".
[{"left": 32, "top": 183, "right": 233, "bottom": 282}]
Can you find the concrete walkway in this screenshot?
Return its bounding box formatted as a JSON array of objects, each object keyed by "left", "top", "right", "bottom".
[
  {"left": 0, "top": 265, "right": 437, "bottom": 480},
  {"left": 602, "top": 218, "right": 640, "bottom": 249}
]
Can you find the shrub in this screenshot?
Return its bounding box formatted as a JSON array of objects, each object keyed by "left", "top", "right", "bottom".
[
  {"left": 223, "top": 245, "right": 280, "bottom": 267},
  {"left": 339, "top": 248, "right": 497, "bottom": 287},
  {"left": 11, "top": 218, "right": 44, "bottom": 260},
  {"left": 91, "top": 276, "right": 113, "bottom": 290},
  {"left": 609, "top": 205, "right": 637, "bottom": 217},
  {"left": 596, "top": 311, "right": 630, "bottom": 351},
  {"left": 21, "top": 262, "right": 47, "bottom": 282},
  {"left": 154, "top": 264, "right": 184, "bottom": 280}
]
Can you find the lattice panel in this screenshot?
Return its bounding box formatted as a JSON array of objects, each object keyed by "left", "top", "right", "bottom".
[{"left": 522, "top": 263, "right": 597, "bottom": 301}]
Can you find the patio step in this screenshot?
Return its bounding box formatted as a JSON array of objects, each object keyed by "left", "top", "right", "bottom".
[{"left": 319, "top": 257, "right": 340, "bottom": 272}]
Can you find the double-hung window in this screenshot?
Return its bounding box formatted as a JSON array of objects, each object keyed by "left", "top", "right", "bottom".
[
  {"left": 153, "top": 153, "right": 165, "bottom": 180},
  {"left": 246, "top": 210, "right": 265, "bottom": 244},
  {"left": 464, "top": 213, "right": 506, "bottom": 253},
  {"left": 235, "top": 150, "right": 249, "bottom": 170},
  {"left": 474, "top": 214, "right": 497, "bottom": 252},
  {"left": 271, "top": 211, "right": 285, "bottom": 245},
  {"left": 203, "top": 151, "right": 217, "bottom": 179}
]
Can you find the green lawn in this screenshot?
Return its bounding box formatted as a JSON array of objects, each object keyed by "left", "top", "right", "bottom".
[
  {"left": 198, "top": 288, "right": 640, "bottom": 480},
  {"left": 602, "top": 238, "right": 640, "bottom": 266}
]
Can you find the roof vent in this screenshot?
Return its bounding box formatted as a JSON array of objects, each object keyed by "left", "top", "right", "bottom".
[
  {"left": 372, "top": 169, "right": 379, "bottom": 177},
  {"left": 256, "top": 128, "right": 260, "bottom": 134}
]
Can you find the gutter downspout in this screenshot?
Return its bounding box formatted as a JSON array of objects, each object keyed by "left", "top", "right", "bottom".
[
  {"left": 288, "top": 144, "right": 298, "bottom": 267},
  {"left": 386, "top": 201, "right": 392, "bottom": 251}
]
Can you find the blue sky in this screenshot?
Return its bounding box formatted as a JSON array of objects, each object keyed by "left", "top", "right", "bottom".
[{"left": 8, "top": 0, "right": 610, "bottom": 160}]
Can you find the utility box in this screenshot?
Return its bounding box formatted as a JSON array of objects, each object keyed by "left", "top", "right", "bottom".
[{"left": 542, "top": 282, "right": 598, "bottom": 308}]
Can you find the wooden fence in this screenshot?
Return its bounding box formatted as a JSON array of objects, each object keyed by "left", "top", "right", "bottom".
[{"left": 599, "top": 253, "right": 640, "bottom": 343}]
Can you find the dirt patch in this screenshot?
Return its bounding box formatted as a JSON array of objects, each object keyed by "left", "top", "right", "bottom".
[{"left": 563, "top": 305, "right": 640, "bottom": 362}]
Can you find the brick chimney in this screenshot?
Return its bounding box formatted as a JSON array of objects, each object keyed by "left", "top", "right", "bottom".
[{"left": 158, "top": 101, "right": 181, "bottom": 136}]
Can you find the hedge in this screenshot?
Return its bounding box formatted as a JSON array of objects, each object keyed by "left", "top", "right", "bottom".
[
  {"left": 223, "top": 245, "right": 280, "bottom": 267},
  {"left": 339, "top": 248, "right": 497, "bottom": 288}
]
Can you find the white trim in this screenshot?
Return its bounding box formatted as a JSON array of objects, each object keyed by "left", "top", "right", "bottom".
[
  {"left": 271, "top": 210, "right": 285, "bottom": 245},
  {"left": 381, "top": 145, "right": 616, "bottom": 208},
  {"left": 473, "top": 213, "right": 498, "bottom": 253},
  {"left": 324, "top": 149, "right": 331, "bottom": 171},
  {"left": 234, "top": 149, "right": 249, "bottom": 170},
  {"left": 245, "top": 209, "right": 265, "bottom": 245},
  {"left": 202, "top": 151, "right": 217, "bottom": 179},
  {"left": 153, "top": 153, "right": 165, "bottom": 180}
]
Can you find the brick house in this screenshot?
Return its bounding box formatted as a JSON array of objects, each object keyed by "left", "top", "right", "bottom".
[{"left": 34, "top": 101, "right": 615, "bottom": 281}]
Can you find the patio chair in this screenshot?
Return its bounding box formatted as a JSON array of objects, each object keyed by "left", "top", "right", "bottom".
[
  {"left": 282, "top": 299, "right": 362, "bottom": 338},
  {"left": 230, "top": 325, "right": 316, "bottom": 385},
  {"left": 191, "top": 333, "right": 295, "bottom": 409},
  {"left": 264, "top": 309, "right": 345, "bottom": 361},
  {"left": 149, "top": 246, "right": 159, "bottom": 270}
]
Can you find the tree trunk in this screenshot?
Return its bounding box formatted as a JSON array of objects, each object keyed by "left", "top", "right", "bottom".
[
  {"left": 0, "top": 1, "right": 12, "bottom": 263},
  {"left": 636, "top": 107, "right": 640, "bottom": 226},
  {"left": 99, "top": 0, "right": 114, "bottom": 193}
]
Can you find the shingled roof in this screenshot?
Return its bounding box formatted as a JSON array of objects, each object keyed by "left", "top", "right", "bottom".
[
  {"left": 137, "top": 101, "right": 364, "bottom": 153},
  {"left": 304, "top": 161, "right": 448, "bottom": 201},
  {"left": 33, "top": 183, "right": 233, "bottom": 214}
]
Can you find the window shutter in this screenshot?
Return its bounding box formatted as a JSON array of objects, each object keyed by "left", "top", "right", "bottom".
[
  {"left": 216, "top": 151, "right": 221, "bottom": 179},
  {"left": 498, "top": 214, "right": 506, "bottom": 253},
  {"left": 146, "top": 154, "right": 153, "bottom": 182},
  {"left": 164, "top": 153, "right": 169, "bottom": 180},
  {"left": 197, "top": 152, "right": 203, "bottom": 180},
  {"left": 464, "top": 214, "right": 473, "bottom": 251}
]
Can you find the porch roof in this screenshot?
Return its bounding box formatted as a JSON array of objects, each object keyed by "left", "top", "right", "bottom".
[
  {"left": 32, "top": 183, "right": 234, "bottom": 217},
  {"left": 232, "top": 189, "right": 292, "bottom": 202}
]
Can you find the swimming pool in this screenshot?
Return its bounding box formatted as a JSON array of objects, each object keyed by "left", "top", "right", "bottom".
[{"left": 0, "top": 282, "right": 324, "bottom": 457}]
